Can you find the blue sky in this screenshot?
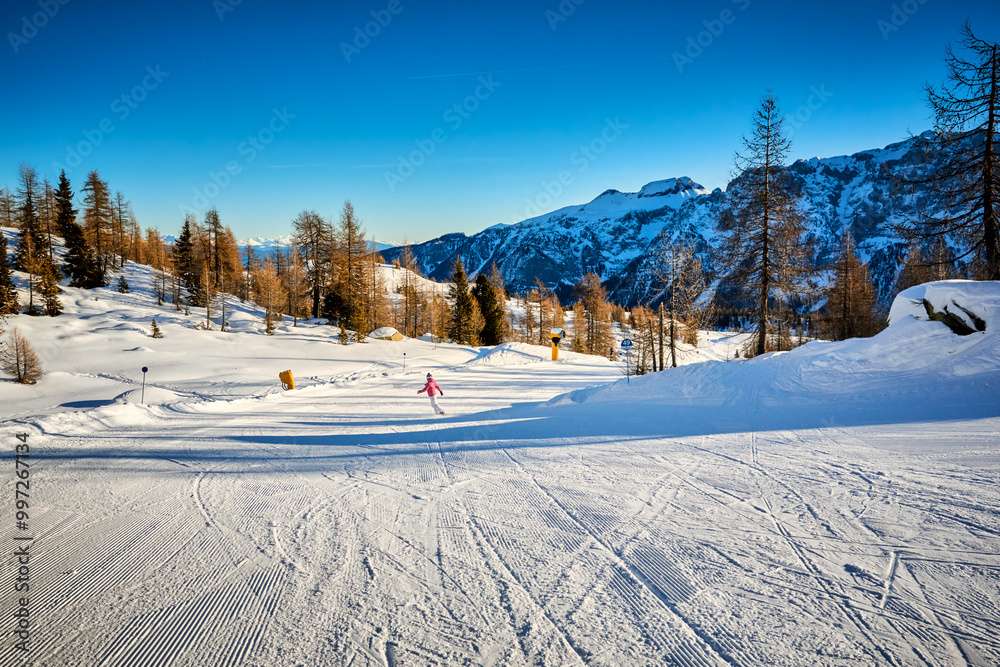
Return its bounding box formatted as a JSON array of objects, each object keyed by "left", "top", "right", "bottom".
[{"left": 2, "top": 0, "right": 998, "bottom": 243}]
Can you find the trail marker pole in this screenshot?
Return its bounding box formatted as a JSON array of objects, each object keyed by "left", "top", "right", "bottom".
[
  {"left": 403, "top": 352, "right": 407, "bottom": 371},
  {"left": 140, "top": 366, "right": 148, "bottom": 404},
  {"left": 620, "top": 338, "right": 633, "bottom": 385}
]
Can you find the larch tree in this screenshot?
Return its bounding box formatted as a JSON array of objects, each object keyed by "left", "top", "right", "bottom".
[
  {"left": 895, "top": 242, "right": 934, "bottom": 292},
  {"left": 823, "top": 232, "right": 880, "bottom": 340},
  {"left": 659, "top": 245, "right": 707, "bottom": 368},
  {"left": 15, "top": 166, "right": 47, "bottom": 273},
  {"left": 253, "top": 259, "right": 285, "bottom": 335},
  {"left": 81, "top": 170, "right": 112, "bottom": 281},
  {"left": 292, "top": 210, "right": 332, "bottom": 318},
  {"left": 283, "top": 247, "right": 308, "bottom": 326},
  {"left": 2, "top": 329, "right": 42, "bottom": 384},
  {"left": 722, "top": 95, "right": 811, "bottom": 357},
  {"left": 0, "top": 234, "right": 19, "bottom": 314},
  {"left": 205, "top": 208, "right": 225, "bottom": 288},
  {"left": 910, "top": 24, "right": 1000, "bottom": 279},
  {"left": 575, "top": 273, "right": 613, "bottom": 357},
  {"left": 571, "top": 300, "right": 587, "bottom": 352}
]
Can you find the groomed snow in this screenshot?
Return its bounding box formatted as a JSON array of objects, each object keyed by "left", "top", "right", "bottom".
[{"left": 1, "top": 236, "right": 998, "bottom": 665}]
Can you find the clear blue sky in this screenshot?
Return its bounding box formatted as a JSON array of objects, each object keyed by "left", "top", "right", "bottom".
[{"left": 2, "top": 0, "right": 998, "bottom": 243}]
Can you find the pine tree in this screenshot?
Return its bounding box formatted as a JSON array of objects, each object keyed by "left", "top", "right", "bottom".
[
  {"left": 910, "top": 24, "right": 1000, "bottom": 279},
  {"left": 448, "top": 257, "right": 477, "bottom": 344},
  {"left": 117, "top": 274, "right": 129, "bottom": 293},
  {"left": 823, "top": 233, "right": 880, "bottom": 340},
  {"left": 63, "top": 221, "right": 102, "bottom": 288},
  {"left": 54, "top": 171, "right": 76, "bottom": 237},
  {"left": 472, "top": 264, "right": 509, "bottom": 345},
  {"left": 40, "top": 265, "right": 62, "bottom": 316},
  {"left": 0, "top": 234, "right": 19, "bottom": 315},
  {"left": 173, "top": 216, "right": 202, "bottom": 306},
  {"left": 722, "top": 96, "right": 811, "bottom": 357},
  {"left": 151, "top": 319, "right": 164, "bottom": 339}
]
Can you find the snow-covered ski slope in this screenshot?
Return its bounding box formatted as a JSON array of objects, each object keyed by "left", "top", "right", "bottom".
[{"left": 1, "top": 237, "right": 999, "bottom": 665}]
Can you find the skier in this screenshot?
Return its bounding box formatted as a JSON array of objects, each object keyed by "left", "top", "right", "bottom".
[{"left": 418, "top": 372, "right": 445, "bottom": 415}]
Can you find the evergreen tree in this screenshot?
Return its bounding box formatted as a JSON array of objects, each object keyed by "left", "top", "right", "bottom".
[
  {"left": 472, "top": 264, "right": 509, "bottom": 345},
  {"left": 54, "top": 171, "right": 77, "bottom": 238},
  {"left": 0, "top": 234, "right": 19, "bottom": 315},
  {"left": 117, "top": 274, "right": 130, "bottom": 293},
  {"left": 40, "top": 265, "right": 62, "bottom": 316},
  {"left": 151, "top": 319, "right": 164, "bottom": 338},
  {"left": 447, "top": 257, "right": 476, "bottom": 344},
  {"left": 63, "top": 220, "right": 102, "bottom": 287},
  {"left": 722, "top": 96, "right": 811, "bottom": 356},
  {"left": 823, "top": 233, "right": 880, "bottom": 340},
  {"left": 173, "top": 216, "right": 202, "bottom": 306},
  {"left": 909, "top": 24, "right": 1000, "bottom": 279}
]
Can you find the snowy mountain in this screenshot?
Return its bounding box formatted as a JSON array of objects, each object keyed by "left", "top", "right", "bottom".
[
  {"left": 385, "top": 132, "right": 949, "bottom": 305},
  {"left": 237, "top": 236, "right": 395, "bottom": 259}
]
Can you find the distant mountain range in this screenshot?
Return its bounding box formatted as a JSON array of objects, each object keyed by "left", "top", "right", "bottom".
[
  {"left": 382, "top": 131, "right": 953, "bottom": 306},
  {"left": 235, "top": 236, "right": 395, "bottom": 258}
]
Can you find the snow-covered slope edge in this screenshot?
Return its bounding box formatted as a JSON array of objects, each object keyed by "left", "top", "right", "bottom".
[{"left": 540, "top": 280, "right": 999, "bottom": 435}]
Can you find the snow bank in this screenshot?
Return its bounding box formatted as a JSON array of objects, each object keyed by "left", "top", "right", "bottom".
[
  {"left": 548, "top": 281, "right": 1000, "bottom": 432},
  {"left": 467, "top": 343, "right": 548, "bottom": 367}
]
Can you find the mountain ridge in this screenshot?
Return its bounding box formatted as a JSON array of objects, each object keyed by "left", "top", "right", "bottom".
[{"left": 382, "top": 131, "right": 947, "bottom": 306}]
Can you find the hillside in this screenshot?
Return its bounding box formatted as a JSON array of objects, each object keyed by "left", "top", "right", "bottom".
[{"left": 384, "top": 132, "right": 953, "bottom": 306}]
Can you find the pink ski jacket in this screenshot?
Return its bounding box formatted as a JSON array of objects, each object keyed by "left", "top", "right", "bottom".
[{"left": 419, "top": 378, "right": 443, "bottom": 397}]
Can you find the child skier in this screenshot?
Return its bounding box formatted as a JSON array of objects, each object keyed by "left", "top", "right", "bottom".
[{"left": 418, "top": 372, "right": 445, "bottom": 415}]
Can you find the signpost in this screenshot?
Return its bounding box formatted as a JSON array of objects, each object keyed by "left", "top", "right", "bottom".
[
  {"left": 620, "top": 338, "right": 633, "bottom": 384},
  {"left": 140, "top": 366, "right": 149, "bottom": 404}
]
